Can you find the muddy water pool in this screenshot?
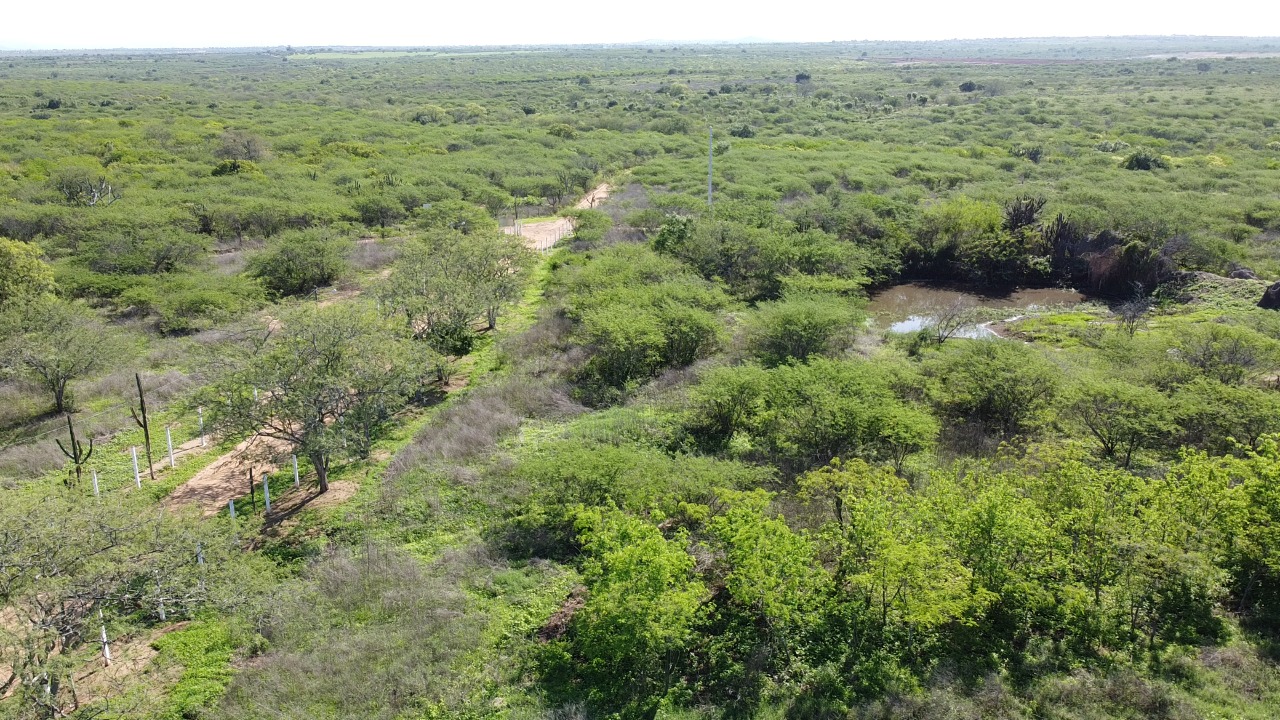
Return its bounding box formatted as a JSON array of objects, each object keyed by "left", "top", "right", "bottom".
[{"left": 868, "top": 283, "right": 1086, "bottom": 337}]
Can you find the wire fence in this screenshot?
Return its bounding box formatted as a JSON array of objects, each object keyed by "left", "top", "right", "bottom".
[{"left": 0, "top": 374, "right": 190, "bottom": 451}]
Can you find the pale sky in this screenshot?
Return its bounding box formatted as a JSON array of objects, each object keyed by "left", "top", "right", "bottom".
[{"left": 0, "top": 0, "right": 1274, "bottom": 50}]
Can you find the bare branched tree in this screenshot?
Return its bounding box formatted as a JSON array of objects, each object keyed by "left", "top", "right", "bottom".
[
  {"left": 928, "top": 294, "right": 977, "bottom": 344},
  {"left": 131, "top": 373, "right": 157, "bottom": 482},
  {"left": 50, "top": 170, "right": 121, "bottom": 207},
  {"left": 215, "top": 130, "right": 270, "bottom": 161},
  {"left": 1115, "top": 296, "right": 1151, "bottom": 337}
]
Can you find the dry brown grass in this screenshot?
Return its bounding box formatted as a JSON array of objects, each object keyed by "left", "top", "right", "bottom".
[
  {"left": 386, "top": 378, "right": 583, "bottom": 479},
  {"left": 212, "top": 544, "right": 482, "bottom": 720}
]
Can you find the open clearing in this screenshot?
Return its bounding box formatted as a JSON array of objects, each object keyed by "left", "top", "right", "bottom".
[{"left": 504, "top": 183, "right": 611, "bottom": 251}]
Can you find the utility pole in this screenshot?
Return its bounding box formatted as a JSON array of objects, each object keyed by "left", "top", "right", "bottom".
[{"left": 707, "top": 126, "right": 714, "bottom": 213}]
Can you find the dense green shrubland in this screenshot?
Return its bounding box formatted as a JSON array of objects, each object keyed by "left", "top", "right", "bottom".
[{"left": 4, "top": 38, "right": 1280, "bottom": 720}]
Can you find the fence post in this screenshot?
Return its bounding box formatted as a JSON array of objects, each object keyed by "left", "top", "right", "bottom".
[
  {"left": 263, "top": 475, "right": 271, "bottom": 513},
  {"left": 91, "top": 468, "right": 99, "bottom": 498},
  {"left": 131, "top": 447, "right": 141, "bottom": 488},
  {"left": 166, "top": 426, "right": 175, "bottom": 468},
  {"left": 99, "top": 610, "right": 111, "bottom": 666},
  {"left": 293, "top": 455, "right": 300, "bottom": 488}
]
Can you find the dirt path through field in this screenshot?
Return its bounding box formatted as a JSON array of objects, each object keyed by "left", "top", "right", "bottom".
[
  {"left": 162, "top": 185, "right": 607, "bottom": 518},
  {"left": 162, "top": 435, "right": 289, "bottom": 516},
  {"left": 505, "top": 182, "right": 611, "bottom": 251}
]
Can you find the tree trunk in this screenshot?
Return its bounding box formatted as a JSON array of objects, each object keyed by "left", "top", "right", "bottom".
[
  {"left": 53, "top": 380, "right": 68, "bottom": 413},
  {"left": 312, "top": 452, "right": 330, "bottom": 494}
]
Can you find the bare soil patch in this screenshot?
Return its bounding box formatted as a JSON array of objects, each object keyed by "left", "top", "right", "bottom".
[
  {"left": 162, "top": 435, "right": 290, "bottom": 516},
  {"left": 505, "top": 183, "right": 611, "bottom": 251}
]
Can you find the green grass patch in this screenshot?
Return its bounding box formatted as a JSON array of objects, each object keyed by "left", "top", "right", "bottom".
[
  {"left": 1006, "top": 309, "right": 1110, "bottom": 346},
  {"left": 151, "top": 619, "right": 238, "bottom": 720}
]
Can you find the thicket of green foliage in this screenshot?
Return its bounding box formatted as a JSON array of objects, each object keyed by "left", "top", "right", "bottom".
[{"left": 4, "top": 37, "right": 1280, "bottom": 720}]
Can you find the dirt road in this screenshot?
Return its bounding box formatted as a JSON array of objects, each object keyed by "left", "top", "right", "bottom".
[
  {"left": 162, "top": 184, "right": 610, "bottom": 517},
  {"left": 505, "top": 183, "right": 611, "bottom": 251}
]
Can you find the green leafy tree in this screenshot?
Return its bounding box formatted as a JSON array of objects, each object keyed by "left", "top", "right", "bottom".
[
  {"left": 353, "top": 194, "right": 407, "bottom": 229},
  {"left": 573, "top": 293, "right": 721, "bottom": 401},
  {"left": 744, "top": 292, "right": 863, "bottom": 367},
  {"left": 563, "top": 208, "right": 613, "bottom": 245},
  {"left": 79, "top": 228, "right": 207, "bottom": 275},
  {"left": 754, "top": 359, "right": 938, "bottom": 473},
  {"left": 655, "top": 218, "right": 865, "bottom": 302},
  {"left": 557, "top": 245, "right": 726, "bottom": 402},
  {"left": 246, "top": 229, "right": 353, "bottom": 297},
  {"left": 0, "top": 238, "right": 55, "bottom": 307},
  {"left": 206, "top": 304, "right": 423, "bottom": 493},
  {"left": 1175, "top": 322, "right": 1279, "bottom": 386},
  {"left": 1068, "top": 379, "right": 1175, "bottom": 467},
  {"left": 0, "top": 297, "right": 121, "bottom": 412},
  {"left": 577, "top": 302, "right": 667, "bottom": 391},
  {"left": 1233, "top": 436, "right": 1280, "bottom": 616},
  {"left": 1175, "top": 377, "right": 1280, "bottom": 453},
  {"left": 378, "top": 230, "right": 488, "bottom": 353},
  {"left": 695, "top": 489, "right": 828, "bottom": 714},
  {"left": 0, "top": 490, "right": 256, "bottom": 718},
  {"left": 461, "top": 231, "right": 538, "bottom": 330},
  {"left": 801, "top": 460, "right": 990, "bottom": 666},
  {"left": 1121, "top": 148, "right": 1171, "bottom": 171},
  {"left": 925, "top": 340, "right": 1060, "bottom": 437},
  {"left": 560, "top": 507, "right": 707, "bottom": 718},
  {"left": 684, "top": 363, "right": 769, "bottom": 452},
  {"left": 417, "top": 200, "right": 497, "bottom": 235},
  {"left": 122, "top": 273, "right": 266, "bottom": 335}
]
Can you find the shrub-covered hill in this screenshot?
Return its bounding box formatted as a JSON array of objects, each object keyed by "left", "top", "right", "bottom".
[{"left": 3, "top": 38, "right": 1280, "bottom": 720}]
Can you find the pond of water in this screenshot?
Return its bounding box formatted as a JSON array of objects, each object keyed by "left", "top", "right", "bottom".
[{"left": 867, "top": 283, "right": 1086, "bottom": 338}]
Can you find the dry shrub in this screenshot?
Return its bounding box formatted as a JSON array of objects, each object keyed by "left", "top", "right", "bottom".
[
  {"left": 210, "top": 249, "right": 249, "bottom": 275},
  {"left": 1200, "top": 644, "right": 1280, "bottom": 701},
  {"left": 507, "top": 705, "right": 589, "bottom": 720},
  {"left": 938, "top": 419, "right": 1003, "bottom": 460},
  {"left": 349, "top": 237, "right": 399, "bottom": 272},
  {"left": 1101, "top": 670, "right": 1189, "bottom": 720},
  {"left": 1033, "top": 668, "right": 1195, "bottom": 720},
  {"left": 605, "top": 226, "right": 647, "bottom": 245},
  {"left": 386, "top": 378, "right": 583, "bottom": 479},
  {"left": 497, "top": 312, "right": 577, "bottom": 376},
  {"left": 0, "top": 438, "right": 66, "bottom": 482},
  {"left": 856, "top": 674, "right": 1028, "bottom": 720},
  {"left": 80, "top": 368, "right": 192, "bottom": 407},
  {"left": 0, "top": 368, "right": 195, "bottom": 482},
  {"left": 214, "top": 544, "right": 481, "bottom": 720},
  {"left": 0, "top": 381, "right": 45, "bottom": 428},
  {"left": 597, "top": 183, "right": 651, "bottom": 223}
]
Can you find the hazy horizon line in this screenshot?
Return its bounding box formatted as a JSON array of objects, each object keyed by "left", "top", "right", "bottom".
[{"left": 3, "top": 34, "right": 1279, "bottom": 55}]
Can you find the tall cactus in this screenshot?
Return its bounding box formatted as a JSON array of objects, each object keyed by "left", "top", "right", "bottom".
[
  {"left": 130, "top": 373, "right": 156, "bottom": 481},
  {"left": 55, "top": 415, "right": 93, "bottom": 488}
]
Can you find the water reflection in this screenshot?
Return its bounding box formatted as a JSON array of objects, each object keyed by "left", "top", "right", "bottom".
[
  {"left": 888, "top": 315, "right": 997, "bottom": 338},
  {"left": 869, "top": 283, "right": 1085, "bottom": 336}
]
